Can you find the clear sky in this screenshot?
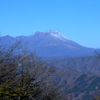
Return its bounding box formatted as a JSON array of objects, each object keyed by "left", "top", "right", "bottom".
[{"left": 0, "top": 0, "right": 100, "bottom": 48}]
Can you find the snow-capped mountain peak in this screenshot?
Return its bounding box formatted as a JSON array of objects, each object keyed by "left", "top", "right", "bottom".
[
  {"left": 0, "top": 30, "right": 96, "bottom": 57},
  {"left": 30, "top": 30, "right": 70, "bottom": 41}
]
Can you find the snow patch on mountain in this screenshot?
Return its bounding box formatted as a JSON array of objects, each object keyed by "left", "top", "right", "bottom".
[{"left": 51, "top": 32, "right": 70, "bottom": 42}]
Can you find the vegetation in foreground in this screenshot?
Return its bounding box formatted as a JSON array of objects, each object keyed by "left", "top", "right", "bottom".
[{"left": 0, "top": 41, "right": 67, "bottom": 100}]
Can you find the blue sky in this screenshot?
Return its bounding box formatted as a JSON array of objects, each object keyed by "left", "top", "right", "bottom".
[{"left": 0, "top": 0, "right": 100, "bottom": 48}]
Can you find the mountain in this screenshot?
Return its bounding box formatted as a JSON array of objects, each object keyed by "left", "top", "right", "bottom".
[
  {"left": 1, "top": 30, "right": 100, "bottom": 100},
  {"left": 46, "top": 56, "right": 100, "bottom": 76},
  {"left": 0, "top": 30, "right": 97, "bottom": 57},
  {"left": 50, "top": 66, "right": 100, "bottom": 100}
]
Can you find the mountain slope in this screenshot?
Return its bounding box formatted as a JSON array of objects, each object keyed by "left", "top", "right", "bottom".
[
  {"left": 46, "top": 56, "right": 100, "bottom": 76},
  {"left": 50, "top": 66, "right": 100, "bottom": 100}
]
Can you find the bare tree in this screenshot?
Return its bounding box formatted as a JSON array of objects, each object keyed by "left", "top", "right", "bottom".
[{"left": 0, "top": 41, "right": 65, "bottom": 100}]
